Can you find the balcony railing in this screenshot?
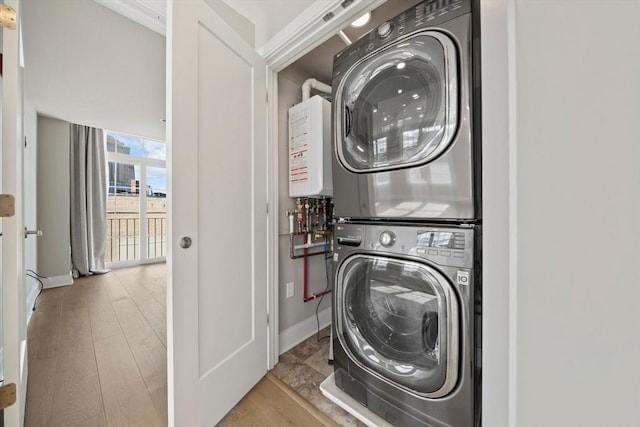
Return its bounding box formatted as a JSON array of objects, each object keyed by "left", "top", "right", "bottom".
[{"left": 106, "top": 214, "right": 167, "bottom": 263}]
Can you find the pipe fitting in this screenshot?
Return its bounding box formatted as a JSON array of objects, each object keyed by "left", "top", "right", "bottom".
[{"left": 302, "top": 78, "right": 332, "bottom": 101}]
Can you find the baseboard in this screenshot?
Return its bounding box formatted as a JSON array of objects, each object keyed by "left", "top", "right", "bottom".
[
  {"left": 27, "top": 272, "right": 73, "bottom": 325},
  {"left": 42, "top": 273, "right": 74, "bottom": 289},
  {"left": 279, "top": 306, "right": 332, "bottom": 355},
  {"left": 26, "top": 279, "right": 42, "bottom": 325},
  {"left": 26, "top": 273, "right": 72, "bottom": 324}
]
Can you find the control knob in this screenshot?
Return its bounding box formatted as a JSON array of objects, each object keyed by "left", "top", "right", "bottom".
[
  {"left": 377, "top": 22, "right": 393, "bottom": 38},
  {"left": 379, "top": 230, "right": 396, "bottom": 247}
]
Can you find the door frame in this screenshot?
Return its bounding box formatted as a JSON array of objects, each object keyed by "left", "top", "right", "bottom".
[{"left": 261, "top": 0, "right": 387, "bottom": 369}]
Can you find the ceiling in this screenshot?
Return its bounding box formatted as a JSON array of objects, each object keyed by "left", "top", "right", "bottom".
[
  {"left": 285, "top": 0, "right": 423, "bottom": 83},
  {"left": 23, "top": 0, "right": 167, "bottom": 141},
  {"left": 92, "top": 0, "right": 316, "bottom": 48},
  {"left": 90, "top": 1, "right": 421, "bottom": 54}
]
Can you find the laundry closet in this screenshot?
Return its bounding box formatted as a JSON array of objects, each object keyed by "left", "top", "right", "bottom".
[
  {"left": 274, "top": 0, "right": 425, "bottom": 354},
  {"left": 274, "top": 0, "right": 483, "bottom": 425}
]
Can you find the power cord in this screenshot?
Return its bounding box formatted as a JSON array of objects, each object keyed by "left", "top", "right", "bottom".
[
  {"left": 27, "top": 269, "right": 46, "bottom": 311},
  {"left": 314, "top": 244, "right": 332, "bottom": 343}
]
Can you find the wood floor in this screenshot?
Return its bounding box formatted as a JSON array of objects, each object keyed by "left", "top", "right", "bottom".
[
  {"left": 25, "top": 263, "right": 335, "bottom": 427},
  {"left": 26, "top": 263, "right": 168, "bottom": 427}
]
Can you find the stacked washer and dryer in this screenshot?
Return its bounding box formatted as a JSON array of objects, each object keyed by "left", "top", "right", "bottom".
[{"left": 328, "top": 0, "right": 481, "bottom": 426}]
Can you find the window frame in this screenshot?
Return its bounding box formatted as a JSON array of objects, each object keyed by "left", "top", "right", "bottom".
[{"left": 105, "top": 131, "right": 167, "bottom": 267}]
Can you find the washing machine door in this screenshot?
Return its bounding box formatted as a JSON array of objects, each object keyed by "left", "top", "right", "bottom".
[
  {"left": 335, "top": 32, "right": 458, "bottom": 174},
  {"left": 336, "top": 254, "right": 459, "bottom": 398}
]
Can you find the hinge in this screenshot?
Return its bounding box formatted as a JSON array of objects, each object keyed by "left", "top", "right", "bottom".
[
  {"left": 0, "top": 194, "right": 16, "bottom": 217},
  {"left": 266, "top": 203, "right": 269, "bottom": 214},
  {"left": 0, "top": 383, "right": 16, "bottom": 410},
  {"left": 267, "top": 312, "right": 269, "bottom": 325}
]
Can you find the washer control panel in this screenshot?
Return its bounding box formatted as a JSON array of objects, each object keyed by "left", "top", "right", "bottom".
[
  {"left": 335, "top": 223, "right": 475, "bottom": 268},
  {"left": 378, "top": 230, "right": 396, "bottom": 247}
]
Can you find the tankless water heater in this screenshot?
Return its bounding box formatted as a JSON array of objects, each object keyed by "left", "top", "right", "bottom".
[{"left": 288, "top": 95, "right": 332, "bottom": 198}]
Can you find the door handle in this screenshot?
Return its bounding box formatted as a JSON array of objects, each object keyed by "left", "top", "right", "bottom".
[
  {"left": 179, "top": 236, "right": 192, "bottom": 249},
  {"left": 344, "top": 105, "right": 352, "bottom": 138},
  {"left": 24, "top": 228, "right": 43, "bottom": 238},
  {"left": 337, "top": 237, "right": 362, "bottom": 247}
]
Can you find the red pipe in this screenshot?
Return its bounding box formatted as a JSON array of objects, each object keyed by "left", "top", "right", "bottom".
[
  {"left": 303, "top": 247, "right": 308, "bottom": 302},
  {"left": 302, "top": 244, "right": 331, "bottom": 302}
]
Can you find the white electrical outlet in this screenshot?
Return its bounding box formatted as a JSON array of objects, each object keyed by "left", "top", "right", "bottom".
[{"left": 286, "top": 282, "right": 294, "bottom": 299}]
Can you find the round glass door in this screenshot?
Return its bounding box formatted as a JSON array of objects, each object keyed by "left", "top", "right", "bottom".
[
  {"left": 336, "top": 254, "right": 459, "bottom": 397},
  {"left": 335, "top": 32, "right": 458, "bottom": 173}
]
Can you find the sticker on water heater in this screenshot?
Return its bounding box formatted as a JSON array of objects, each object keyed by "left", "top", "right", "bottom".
[
  {"left": 457, "top": 271, "right": 470, "bottom": 286},
  {"left": 289, "top": 107, "right": 310, "bottom": 183}
]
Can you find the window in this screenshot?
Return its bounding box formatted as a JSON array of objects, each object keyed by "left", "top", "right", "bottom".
[{"left": 106, "top": 131, "right": 167, "bottom": 266}]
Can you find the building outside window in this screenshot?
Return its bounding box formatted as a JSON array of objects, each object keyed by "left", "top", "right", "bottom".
[{"left": 105, "top": 131, "right": 167, "bottom": 266}]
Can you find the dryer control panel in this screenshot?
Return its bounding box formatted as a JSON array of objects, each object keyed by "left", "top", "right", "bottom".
[{"left": 333, "top": 0, "right": 471, "bottom": 78}]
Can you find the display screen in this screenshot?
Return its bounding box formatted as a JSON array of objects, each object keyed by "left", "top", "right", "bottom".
[{"left": 417, "top": 231, "right": 464, "bottom": 250}]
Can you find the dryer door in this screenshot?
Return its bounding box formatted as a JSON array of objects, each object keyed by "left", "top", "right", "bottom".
[
  {"left": 335, "top": 32, "right": 458, "bottom": 174},
  {"left": 336, "top": 254, "right": 459, "bottom": 398}
]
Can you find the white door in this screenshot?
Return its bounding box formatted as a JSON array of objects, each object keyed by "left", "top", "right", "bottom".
[
  {"left": 168, "top": 1, "right": 268, "bottom": 426},
  {"left": 1, "top": 0, "right": 28, "bottom": 424}
]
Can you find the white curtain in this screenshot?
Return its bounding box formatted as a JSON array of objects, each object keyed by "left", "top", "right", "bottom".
[{"left": 70, "top": 123, "right": 108, "bottom": 277}]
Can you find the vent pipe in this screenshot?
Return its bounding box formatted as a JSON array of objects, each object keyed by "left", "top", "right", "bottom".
[{"left": 302, "top": 79, "right": 332, "bottom": 102}]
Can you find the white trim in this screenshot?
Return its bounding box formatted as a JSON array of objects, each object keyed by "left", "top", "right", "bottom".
[
  {"left": 106, "top": 150, "right": 166, "bottom": 168},
  {"left": 320, "top": 373, "right": 392, "bottom": 427},
  {"left": 278, "top": 306, "right": 331, "bottom": 355},
  {"left": 94, "top": 0, "right": 166, "bottom": 36},
  {"left": 481, "top": 0, "right": 515, "bottom": 425},
  {"left": 266, "top": 68, "right": 280, "bottom": 369},
  {"left": 41, "top": 273, "right": 74, "bottom": 289},
  {"left": 26, "top": 279, "right": 41, "bottom": 325},
  {"left": 260, "top": 0, "right": 386, "bottom": 72},
  {"left": 506, "top": 0, "right": 518, "bottom": 424},
  {"left": 106, "top": 257, "right": 166, "bottom": 270}
]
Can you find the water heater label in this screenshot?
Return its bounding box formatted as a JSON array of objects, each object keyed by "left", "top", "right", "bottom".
[{"left": 289, "top": 107, "right": 310, "bottom": 183}]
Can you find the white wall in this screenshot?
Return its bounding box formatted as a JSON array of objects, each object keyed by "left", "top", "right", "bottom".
[
  {"left": 277, "top": 68, "right": 331, "bottom": 350},
  {"left": 513, "top": 1, "right": 640, "bottom": 425},
  {"left": 36, "top": 116, "right": 72, "bottom": 286},
  {"left": 484, "top": 1, "right": 640, "bottom": 425},
  {"left": 22, "top": 0, "right": 166, "bottom": 141}
]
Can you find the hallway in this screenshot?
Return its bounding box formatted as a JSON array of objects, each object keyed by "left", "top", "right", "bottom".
[{"left": 24, "top": 263, "right": 340, "bottom": 426}]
